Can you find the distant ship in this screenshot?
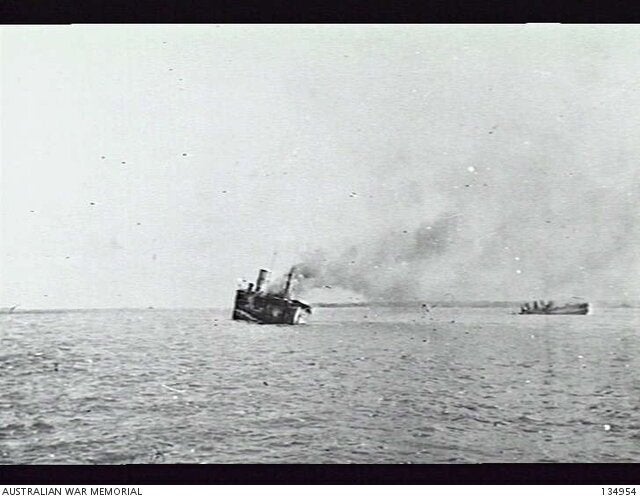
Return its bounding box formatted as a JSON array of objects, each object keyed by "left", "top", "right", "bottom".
[
  {"left": 519, "top": 300, "right": 589, "bottom": 315},
  {"left": 0, "top": 305, "right": 18, "bottom": 314},
  {"left": 232, "top": 268, "right": 312, "bottom": 325}
]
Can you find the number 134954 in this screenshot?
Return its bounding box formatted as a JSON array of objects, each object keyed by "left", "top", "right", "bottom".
[{"left": 603, "top": 489, "right": 637, "bottom": 496}]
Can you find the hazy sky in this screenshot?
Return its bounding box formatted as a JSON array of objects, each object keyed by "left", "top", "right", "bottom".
[{"left": 1, "top": 25, "right": 639, "bottom": 309}]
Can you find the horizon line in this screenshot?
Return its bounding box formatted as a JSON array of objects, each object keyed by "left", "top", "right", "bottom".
[{"left": 2, "top": 299, "right": 639, "bottom": 314}]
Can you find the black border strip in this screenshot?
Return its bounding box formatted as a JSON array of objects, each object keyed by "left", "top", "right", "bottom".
[
  {"left": 1, "top": 464, "right": 639, "bottom": 485},
  {"left": 1, "top": 0, "right": 638, "bottom": 24}
]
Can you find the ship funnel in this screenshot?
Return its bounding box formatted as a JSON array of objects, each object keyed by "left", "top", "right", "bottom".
[
  {"left": 282, "top": 268, "right": 294, "bottom": 298},
  {"left": 255, "top": 268, "right": 270, "bottom": 293}
]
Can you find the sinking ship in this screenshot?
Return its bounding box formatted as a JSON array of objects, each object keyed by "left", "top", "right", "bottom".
[
  {"left": 519, "top": 300, "right": 589, "bottom": 315},
  {"left": 232, "top": 268, "right": 312, "bottom": 325}
]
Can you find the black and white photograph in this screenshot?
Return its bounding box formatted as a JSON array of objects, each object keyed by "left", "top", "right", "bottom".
[{"left": 1, "top": 24, "right": 639, "bottom": 466}]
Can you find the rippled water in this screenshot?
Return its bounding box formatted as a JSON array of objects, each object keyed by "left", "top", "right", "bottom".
[{"left": 1, "top": 305, "right": 639, "bottom": 463}]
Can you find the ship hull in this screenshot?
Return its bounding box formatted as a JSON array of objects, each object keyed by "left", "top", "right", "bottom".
[
  {"left": 232, "top": 290, "right": 310, "bottom": 325},
  {"left": 519, "top": 304, "right": 589, "bottom": 315},
  {"left": 519, "top": 309, "right": 588, "bottom": 315}
]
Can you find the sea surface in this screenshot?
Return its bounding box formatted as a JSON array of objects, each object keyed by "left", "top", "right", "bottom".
[{"left": 1, "top": 305, "right": 639, "bottom": 463}]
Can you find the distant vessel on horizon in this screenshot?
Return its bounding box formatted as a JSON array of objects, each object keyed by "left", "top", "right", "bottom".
[
  {"left": 0, "top": 305, "right": 18, "bottom": 314},
  {"left": 232, "top": 268, "right": 312, "bottom": 325},
  {"left": 519, "top": 300, "right": 589, "bottom": 315}
]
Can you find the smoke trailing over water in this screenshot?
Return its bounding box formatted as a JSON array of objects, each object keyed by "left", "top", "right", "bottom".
[
  {"left": 289, "top": 215, "right": 460, "bottom": 301},
  {"left": 283, "top": 128, "right": 639, "bottom": 303}
]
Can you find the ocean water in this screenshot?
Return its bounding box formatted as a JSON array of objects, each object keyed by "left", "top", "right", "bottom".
[{"left": 0, "top": 305, "right": 638, "bottom": 464}]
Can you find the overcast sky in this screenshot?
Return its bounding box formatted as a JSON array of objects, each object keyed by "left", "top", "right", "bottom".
[{"left": 1, "top": 25, "right": 638, "bottom": 309}]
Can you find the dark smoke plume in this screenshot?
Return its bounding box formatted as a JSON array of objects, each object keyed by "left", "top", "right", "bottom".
[{"left": 285, "top": 214, "right": 460, "bottom": 301}]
